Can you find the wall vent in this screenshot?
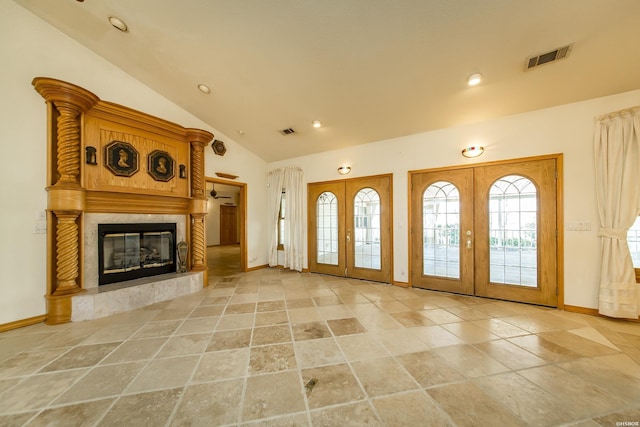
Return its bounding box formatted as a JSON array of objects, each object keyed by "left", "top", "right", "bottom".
[
  {"left": 525, "top": 44, "right": 573, "bottom": 70},
  {"left": 280, "top": 128, "right": 296, "bottom": 135}
]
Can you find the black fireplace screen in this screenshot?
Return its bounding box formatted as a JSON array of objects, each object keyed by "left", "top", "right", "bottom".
[{"left": 98, "top": 223, "right": 176, "bottom": 285}]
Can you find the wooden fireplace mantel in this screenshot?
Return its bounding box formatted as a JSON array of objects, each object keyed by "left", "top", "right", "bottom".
[{"left": 33, "top": 77, "right": 214, "bottom": 324}]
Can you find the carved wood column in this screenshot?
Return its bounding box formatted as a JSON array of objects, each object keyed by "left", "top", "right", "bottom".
[
  {"left": 33, "top": 78, "right": 99, "bottom": 324},
  {"left": 186, "top": 129, "right": 214, "bottom": 284}
]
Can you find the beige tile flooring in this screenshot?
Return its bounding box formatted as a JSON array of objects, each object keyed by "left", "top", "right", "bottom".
[{"left": 1, "top": 268, "right": 640, "bottom": 426}]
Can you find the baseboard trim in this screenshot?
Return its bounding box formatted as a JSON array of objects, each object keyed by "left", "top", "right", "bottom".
[
  {"left": 393, "top": 281, "right": 410, "bottom": 288},
  {"left": 247, "top": 264, "right": 268, "bottom": 272},
  {"left": 0, "top": 314, "right": 47, "bottom": 333},
  {"left": 564, "top": 304, "right": 640, "bottom": 322}
]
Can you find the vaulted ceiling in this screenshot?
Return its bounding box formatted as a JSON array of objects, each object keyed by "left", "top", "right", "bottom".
[{"left": 15, "top": 0, "right": 640, "bottom": 161}]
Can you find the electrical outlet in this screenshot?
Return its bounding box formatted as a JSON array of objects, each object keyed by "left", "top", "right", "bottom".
[{"left": 33, "top": 223, "right": 47, "bottom": 234}]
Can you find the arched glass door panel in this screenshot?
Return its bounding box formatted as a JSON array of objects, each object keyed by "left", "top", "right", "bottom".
[
  {"left": 353, "top": 188, "right": 381, "bottom": 269},
  {"left": 488, "top": 175, "right": 537, "bottom": 287},
  {"left": 316, "top": 191, "right": 339, "bottom": 265},
  {"left": 422, "top": 181, "right": 460, "bottom": 278}
]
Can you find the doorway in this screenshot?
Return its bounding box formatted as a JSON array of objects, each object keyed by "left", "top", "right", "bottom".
[
  {"left": 205, "top": 178, "right": 247, "bottom": 275},
  {"left": 409, "top": 155, "right": 562, "bottom": 307},
  {"left": 308, "top": 174, "right": 392, "bottom": 283}
]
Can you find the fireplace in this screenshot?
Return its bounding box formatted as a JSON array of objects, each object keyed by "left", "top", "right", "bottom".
[{"left": 98, "top": 223, "right": 176, "bottom": 286}]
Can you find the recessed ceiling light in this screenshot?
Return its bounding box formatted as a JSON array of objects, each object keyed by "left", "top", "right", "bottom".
[
  {"left": 312, "top": 120, "right": 323, "bottom": 128},
  {"left": 197, "top": 84, "right": 211, "bottom": 94},
  {"left": 108, "top": 16, "right": 128, "bottom": 32},
  {"left": 467, "top": 73, "right": 482, "bottom": 87}
]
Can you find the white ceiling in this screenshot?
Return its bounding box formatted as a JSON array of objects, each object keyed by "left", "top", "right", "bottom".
[{"left": 15, "top": 0, "right": 640, "bottom": 162}]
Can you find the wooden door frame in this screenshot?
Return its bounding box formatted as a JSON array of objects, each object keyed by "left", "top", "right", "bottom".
[
  {"left": 205, "top": 177, "right": 247, "bottom": 272},
  {"left": 408, "top": 153, "right": 564, "bottom": 309}
]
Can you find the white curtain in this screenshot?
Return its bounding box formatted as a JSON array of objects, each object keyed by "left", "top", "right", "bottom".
[
  {"left": 282, "top": 167, "right": 304, "bottom": 271},
  {"left": 594, "top": 106, "right": 640, "bottom": 318},
  {"left": 267, "top": 166, "right": 304, "bottom": 271},
  {"left": 267, "top": 169, "right": 284, "bottom": 267}
]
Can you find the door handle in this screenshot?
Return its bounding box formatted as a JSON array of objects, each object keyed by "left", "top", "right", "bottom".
[{"left": 466, "top": 239, "right": 472, "bottom": 249}]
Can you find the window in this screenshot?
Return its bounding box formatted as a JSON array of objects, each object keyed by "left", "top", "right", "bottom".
[
  {"left": 278, "top": 191, "right": 286, "bottom": 249},
  {"left": 629, "top": 216, "right": 640, "bottom": 282}
]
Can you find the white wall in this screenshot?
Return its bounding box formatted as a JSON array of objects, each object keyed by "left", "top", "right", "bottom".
[
  {"left": 0, "top": 1, "right": 269, "bottom": 324},
  {"left": 269, "top": 89, "right": 640, "bottom": 310}
]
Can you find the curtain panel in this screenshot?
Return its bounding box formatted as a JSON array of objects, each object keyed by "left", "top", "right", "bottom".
[
  {"left": 594, "top": 106, "right": 640, "bottom": 318},
  {"left": 267, "top": 167, "right": 304, "bottom": 271}
]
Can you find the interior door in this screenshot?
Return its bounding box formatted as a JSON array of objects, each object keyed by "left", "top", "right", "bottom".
[
  {"left": 220, "top": 205, "right": 238, "bottom": 245},
  {"left": 308, "top": 175, "right": 392, "bottom": 283},
  {"left": 410, "top": 157, "right": 559, "bottom": 307}
]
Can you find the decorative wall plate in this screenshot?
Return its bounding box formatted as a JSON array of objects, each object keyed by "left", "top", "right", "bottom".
[
  {"left": 147, "top": 150, "right": 175, "bottom": 182},
  {"left": 105, "top": 141, "right": 139, "bottom": 177},
  {"left": 212, "top": 139, "right": 227, "bottom": 156}
]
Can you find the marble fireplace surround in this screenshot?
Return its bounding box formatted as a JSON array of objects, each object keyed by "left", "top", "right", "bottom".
[{"left": 70, "top": 214, "right": 202, "bottom": 321}]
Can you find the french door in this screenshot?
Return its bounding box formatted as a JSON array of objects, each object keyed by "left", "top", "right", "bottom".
[
  {"left": 410, "top": 157, "right": 559, "bottom": 306},
  {"left": 308, "top": 174, "right": 392, "bottom": 283}
]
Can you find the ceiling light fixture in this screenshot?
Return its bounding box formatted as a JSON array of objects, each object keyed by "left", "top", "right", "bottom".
[
  {"left": 337, "top": 165, "right": 351, "bottom": 175},
  {"left": 312, "top": 120, "right": 323, "bottom": 128},
  {"left": 461, "top": 146, "right": 484, "bottom": 158},
  {"left": 108, "top": 16, "right": 128, "bottom": 32},
  {"left": 467, "top": 73, "right": 482, "bottom": 87},
  {"left": 197, "top": 84, "right": 211, "bottom": 94}
]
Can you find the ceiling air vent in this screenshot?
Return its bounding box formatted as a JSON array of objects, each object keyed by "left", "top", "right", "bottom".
[
  {"left": 525, "top": 44, "right": 573, "bottom": 70},
  {"left": 280, "top": 128, "right": 296, "bottom": 135}
]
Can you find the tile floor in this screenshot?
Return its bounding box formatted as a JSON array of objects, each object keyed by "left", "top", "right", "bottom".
[{"left": 1, "top": 268, "right": 640, "bottom": 426}]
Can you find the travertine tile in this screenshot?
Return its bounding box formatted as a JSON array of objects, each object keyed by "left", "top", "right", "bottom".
[
  {"left": 351, "top": 357, "right": 419, "bottom": 397},
  {"left": 126, "top": 355, "right": 198, "bottom": 392},
  {"left": 255, "top": 310, "right": 289, "bottom": 326},
  {"left": 301, "top": 363, "right": 365, "bottom": 409},
  {"left": 294, "top": 337, "right": 345, "bottom": 368},
  {"left": 156, "top": 333, "right": 211, "bottom": 357},
  {"left": 40, "top": 343, "right": 120, "bottom": 372},
  {"left": 98, "top": 388, "right": 182, "bottom": 426},
  {"left": 206, "top": 329, "right": 252, "bottom": 351},
  {"left": 396, "top": 350, "right": 466, "bottom": 387},
  {"left": 54, "top": 361, "right": 145, "bottom": 403},
  {"left": 251, "top": 325, "right": 292, "bottom": 346},
  {"left": 519, "top": 365, "right": 629, "bottom": 419},
  {"left": 427, "top": 382, "right": 527, "bottom": 427},
  {"left": 28, "top": 398, "right": 115, "bottom": 427},
  {"left": 474, "top": 339, "right": 547, "bottom": 370},
  {"left": 242, "top": 371, "right": 306, "bottom": 421},
  {"left": 474, "top": 372, "right": 573, "bottom": 425},
  {"left": 170, "top": 379, "right": 243, "bottom": 426},
  {"left": 101, "top": 337, "right": 166, "bottom": 364},
  {"left": 336, "top": 334, "right": 389, "bottom": 361},
  {"left": 249, "top": 343, "right": 296, "bottom": 374},
  {"left": 0, "top": 369, "right": 87, "bottom": 412},
  {"left": 326, "top": 318, "right": 366, "bottom": 336},
  {"left": 192, "top": 347, "right": 249, "bottom": 381},
  {"left": 373, "top": 390, "right": 454, "bottom": 426},
  {"left": 291, "top": 322, "right": 332, "bottom": 341},
  {"left": 432, "top": 344, "right": 509, "bottom": 378},
  {"left": 310, "top": 401, "right": 381, "bottom": 426}
]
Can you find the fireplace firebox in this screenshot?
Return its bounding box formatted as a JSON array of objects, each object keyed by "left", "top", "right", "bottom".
[{"left": 98, "top": 223, "right": 177, "bottom": 286}]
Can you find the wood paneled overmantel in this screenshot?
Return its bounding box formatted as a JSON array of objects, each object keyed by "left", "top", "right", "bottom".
[{"left": 33, "top": 77, "right": 214, "bottom": 325}]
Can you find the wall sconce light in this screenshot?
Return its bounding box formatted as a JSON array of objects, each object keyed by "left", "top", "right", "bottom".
[
  {"left": 337, "top": 165, "right": 351, "bottom": 175},
  {"left": 461, "top": 146, "right": 484, "bottom": 158}
]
